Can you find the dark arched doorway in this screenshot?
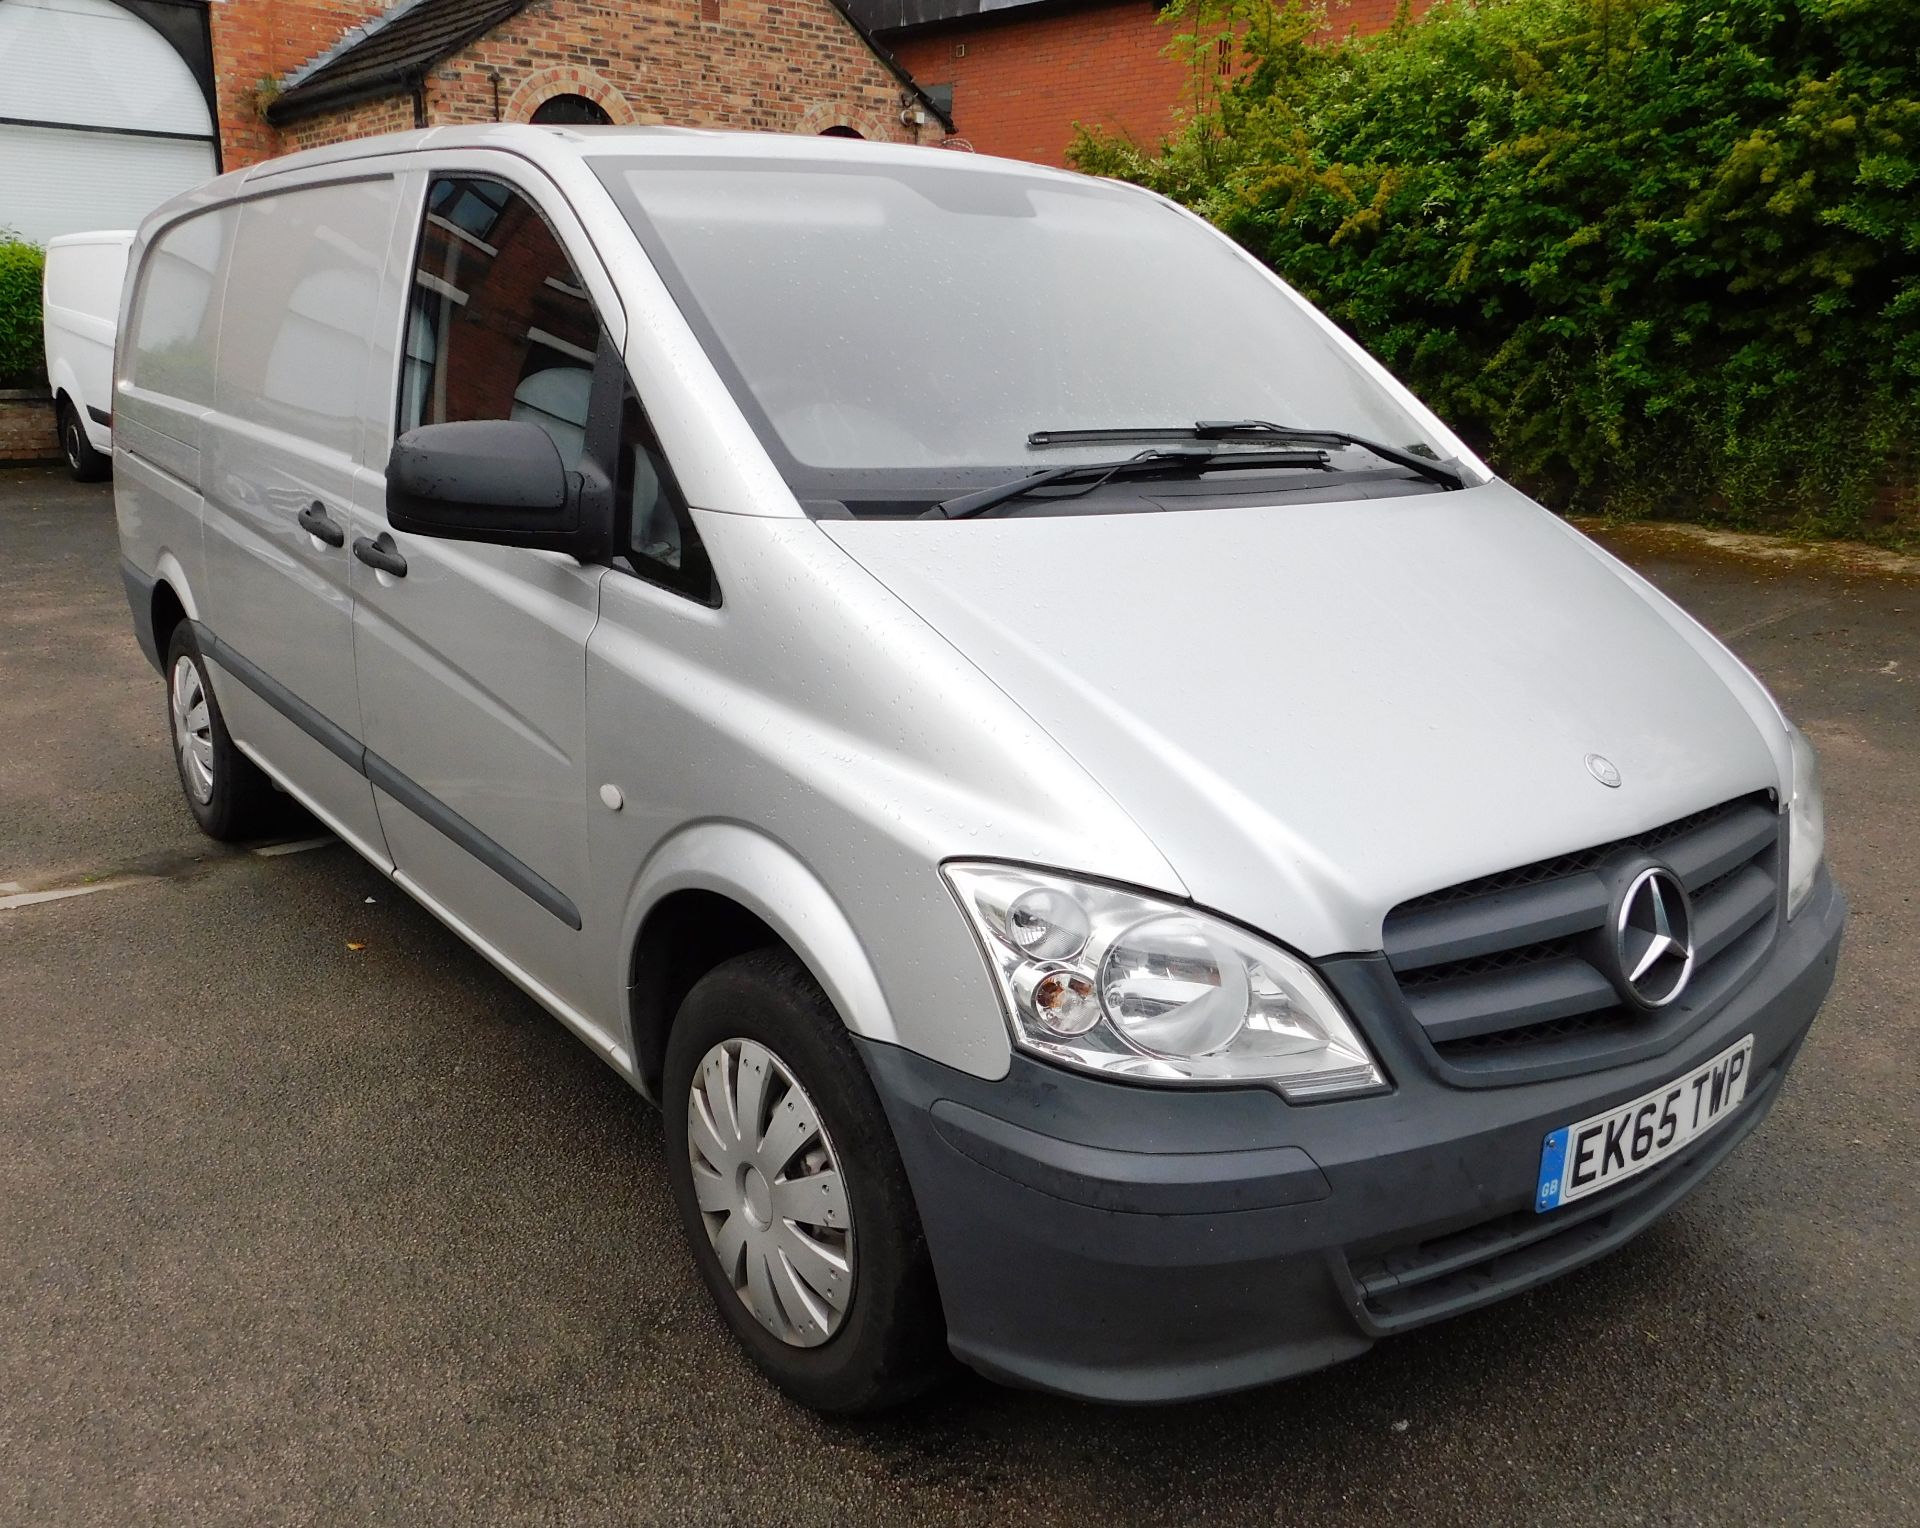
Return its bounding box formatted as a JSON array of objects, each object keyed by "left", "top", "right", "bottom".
[
  {"left": 818, "top": 125, "right": 865, "bottom": 140},
  {"left": 531, "top": 93, "right": 613, "bottom": 126}
]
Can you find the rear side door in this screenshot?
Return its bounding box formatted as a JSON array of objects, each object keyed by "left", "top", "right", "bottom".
[
  {"left": 200, "top": 174, "right": 404, "bottom": 862},
  {"left": 44, "top": 236, "right": 127, "bottom": 450},
  {"left": 345, "top": 167, "right": 614, "bottom": 1028}
]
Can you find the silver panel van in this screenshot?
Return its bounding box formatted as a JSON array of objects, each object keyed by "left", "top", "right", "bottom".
[{"left": 114, "top": 127, "right": 1845, "bottom": 1412}]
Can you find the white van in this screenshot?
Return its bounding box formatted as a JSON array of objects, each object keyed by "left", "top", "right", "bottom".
[
  {"left": 42, "top": 229, "right": 133, "bottom": 480},
  {"left": 113, "top": 127, "right": 1845, "bottom": 1413}
]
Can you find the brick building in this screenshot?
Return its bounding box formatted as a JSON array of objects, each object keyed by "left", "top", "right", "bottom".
[
  {"left": 847, "top": 0, "right": 1420, "bottom": 167},
  {"left": 213, "top": 0, "right": 953, "bottom": 168}
]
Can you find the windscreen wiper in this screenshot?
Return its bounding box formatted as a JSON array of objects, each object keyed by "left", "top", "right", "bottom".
[
  {"left": 1027, "top": 420, "right": 1466, "bottom": 491},
  {"left": 926, "top": 446, "right": 1331, "bottom": 520}
]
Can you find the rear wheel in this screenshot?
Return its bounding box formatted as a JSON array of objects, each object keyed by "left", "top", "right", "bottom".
[
  {"left": 58, "top": 398, "right": 109, "bottom": 482},
  {"left": 165, "top": 623, "right": 281, "bottom": 841},
  {"left": 664, "top": 948, "right": 947, "bottom": 1413}
]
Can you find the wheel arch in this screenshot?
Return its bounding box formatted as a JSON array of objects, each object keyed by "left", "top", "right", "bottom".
[
  {"left": 623, "top": 823, "right": 899, "bottom": 1099},
  {"left": 150, "top": 577, "right": 189, "bottom": 661}
]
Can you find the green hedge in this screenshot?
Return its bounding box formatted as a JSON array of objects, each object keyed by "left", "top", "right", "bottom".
[
  {"left": 0, "top": 237, "right": 45, "bottom": 390},
  {"left": 1072, "top": 0, "right": 1919, "bottom": 540}
]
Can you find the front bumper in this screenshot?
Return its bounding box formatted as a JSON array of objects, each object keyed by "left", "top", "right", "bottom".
[{"left": 860, "top": 872, "right": 1846, "bottom": 1404}]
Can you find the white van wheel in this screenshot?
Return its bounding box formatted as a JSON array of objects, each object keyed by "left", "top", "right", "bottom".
[{"left": 58, "top": 399, "right": 109, "bottom": 482}]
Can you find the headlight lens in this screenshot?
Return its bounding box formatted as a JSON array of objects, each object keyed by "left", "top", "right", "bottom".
[
  {"left": 1786, "top": 724, "right": 1826, "bottom": 917},
  {"left": 944, "top": 864, "right": 1385, "bottom": 1100}
]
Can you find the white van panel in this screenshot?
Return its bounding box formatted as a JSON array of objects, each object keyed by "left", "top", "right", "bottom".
[
  {"left": 42, "top": 233, "right": 132, "bottom": 454},
  {"left": 44, "top": 237, "right": 130, "bottom": 321}
]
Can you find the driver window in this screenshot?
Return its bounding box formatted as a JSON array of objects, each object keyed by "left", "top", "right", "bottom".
[{"left": 401, "top": 176, "right": 598, "bottom": 467}]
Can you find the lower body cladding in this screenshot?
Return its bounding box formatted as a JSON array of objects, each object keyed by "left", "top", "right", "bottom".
[{"left": 860, "top": 875, "right": 1846, "bottom": 1404}]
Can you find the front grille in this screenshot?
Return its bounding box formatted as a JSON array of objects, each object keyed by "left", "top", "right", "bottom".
[
  {"left": 1346, "top": 1058, "right": 1783, "bottom": 1331},
  {"left": 1382, "top": 793, "right": 1781, "bottom": 1079}
]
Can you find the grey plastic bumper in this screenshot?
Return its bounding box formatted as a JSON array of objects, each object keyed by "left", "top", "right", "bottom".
[{"left": 859, "top": 873, "right": 1846, "bottom": 1404}]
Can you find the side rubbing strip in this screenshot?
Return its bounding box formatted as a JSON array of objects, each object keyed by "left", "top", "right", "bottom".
[
  {"left": 88, "top": 405, "right": 112, "bottom": 427},
  {"left": 189, "top": 621, "right": 583, "bottom": 931},
  {"left": 363, "top": 751, "right": 583, "bottom": 930},
  {"left": 191, "top": 622, "right": 365, "bottom": 772}
]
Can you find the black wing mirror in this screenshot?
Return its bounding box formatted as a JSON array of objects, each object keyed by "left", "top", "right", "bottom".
[{"left": 386, "top": 419, "right": 607, "bottom": 558}]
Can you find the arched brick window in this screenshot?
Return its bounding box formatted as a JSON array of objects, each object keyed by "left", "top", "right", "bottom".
[
  {"left": 505, "top": 68, "right": 634, "bottom": 126},
  {"left": 530, "top": 93, "right": 612, "bottom": 126}
]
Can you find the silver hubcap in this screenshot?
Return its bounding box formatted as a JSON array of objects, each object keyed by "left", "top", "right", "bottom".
[
  {"left": 687, "top": 1039, "right": 854, "bottom": 1348},
  {"left": 169, "top": 656, "right": 215, "bottom": 804}
]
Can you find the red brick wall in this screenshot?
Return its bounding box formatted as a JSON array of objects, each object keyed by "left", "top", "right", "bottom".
[
  {"left": 0, "top": 394, "right": 59, "bottom": 463},
  {"left": 277, "top": 91, "right": 416, "bottom": 153},
  {"left": 275, "top": 0, "right": 928, "bottom": 155},
  {"left": 212, "top": 0, "right": 394, "bottom": 168},
  {"left": 889, "top": 2, "right": 1184, "bottom": 166},
  {"left": 889, "top": 0, "right": 1427, "bottom": 167}
]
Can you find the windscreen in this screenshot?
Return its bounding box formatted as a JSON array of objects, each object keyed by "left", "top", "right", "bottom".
[{"left": 600, "top": 157, "right": 1446, "bottom": 502}]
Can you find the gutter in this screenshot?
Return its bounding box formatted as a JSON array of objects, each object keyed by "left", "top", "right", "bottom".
[{"left": 824, "top": 0, "right": 957, "bottom": 134}]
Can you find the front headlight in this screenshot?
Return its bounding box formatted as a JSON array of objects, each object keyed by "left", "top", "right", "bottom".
[
  {"left": 944, "top": 863, "right": 1385, "bottom": 1100},
  {"left": 1785, "top": 724, "right": 1826, "bottom": 917}
]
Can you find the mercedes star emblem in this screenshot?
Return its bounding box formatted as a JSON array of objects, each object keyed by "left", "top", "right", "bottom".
[{"left": 1612, "top": 864, "right": 1695, "bottom": 1009}]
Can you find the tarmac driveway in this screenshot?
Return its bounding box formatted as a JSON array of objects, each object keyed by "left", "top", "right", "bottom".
[{"left": 4, "top": 467, "right": 1916, "bottom": 1525}]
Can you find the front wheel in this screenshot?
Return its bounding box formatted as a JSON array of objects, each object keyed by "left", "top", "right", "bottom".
[
  {"left": 58, "top": 398, "right": 109, "bottom": 482},
  {"left": 664, "top": 948, "right": 947, "bottom": 1413}
]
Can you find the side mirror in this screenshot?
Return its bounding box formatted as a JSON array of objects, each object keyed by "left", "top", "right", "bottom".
[{"left": 386, "top": 419, "right": 604, "bottom": 557}]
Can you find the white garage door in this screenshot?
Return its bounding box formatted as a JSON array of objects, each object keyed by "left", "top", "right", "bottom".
[{"left": 0, "top": 0, "right": 218, "bottom": 243}]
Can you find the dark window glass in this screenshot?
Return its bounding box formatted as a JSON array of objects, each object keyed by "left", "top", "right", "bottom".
[
  {"left": 531, "top": 93, "right": 613, "bottom": 126},
  {"left": 620, "top": 386, "right": 713, "bottom": 601},
  {"left": 402, "top": 176, "right": 598, "bottom": 468}
]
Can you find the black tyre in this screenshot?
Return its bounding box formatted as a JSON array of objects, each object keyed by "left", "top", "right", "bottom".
[
  {"left": 164, "top": 623, "right": 282, "bottom": 841},
  {"left": 664, "top": 948, "right": 947, "bottom": 1414},
  {"left": 58, "top": 398, "right": 110, "bottom": 482}
]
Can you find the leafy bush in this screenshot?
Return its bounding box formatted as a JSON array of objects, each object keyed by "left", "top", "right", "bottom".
[
  {"left": 1073, "top": 0, "right": 1919, "bottom": 539},
  {"left": 0, "top": 236, "right": 46, "bottom": 389}
]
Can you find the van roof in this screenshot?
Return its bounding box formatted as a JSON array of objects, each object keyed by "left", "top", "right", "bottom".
[
  {"left": 239, "top": 123, "right": 1085, "bottom": 190},
  {"left": 44, "top": 230, "right": 136, "bottom": 249}
]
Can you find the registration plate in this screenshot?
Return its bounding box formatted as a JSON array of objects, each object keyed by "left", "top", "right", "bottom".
[{"left": 1534, "top": 1036, "right": 1754, "bottom": 1212}]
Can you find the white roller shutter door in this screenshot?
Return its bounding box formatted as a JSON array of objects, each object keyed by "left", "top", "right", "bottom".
[{"left": 0, "top": 0, "right": 217, "bottom": 243}]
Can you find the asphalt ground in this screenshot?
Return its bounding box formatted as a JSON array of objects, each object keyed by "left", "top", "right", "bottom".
[{"left": 4, "top": 466, "right": 1916, "bottom": 1525}]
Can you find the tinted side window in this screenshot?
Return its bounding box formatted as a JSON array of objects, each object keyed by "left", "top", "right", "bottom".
[
  {"left": 130, "top": 207, "right": 236, "bottom": 406},
  {"left": 402, "top": 177, "right": 598, "bottom": 469}
]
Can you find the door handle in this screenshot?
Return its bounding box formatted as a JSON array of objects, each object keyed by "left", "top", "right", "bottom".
[
  {"left": 297, "top": 502, "right": 346, "bottom": 547},
  {"left": 352, "top": 532, "right": 408, "bottom": 578}
]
